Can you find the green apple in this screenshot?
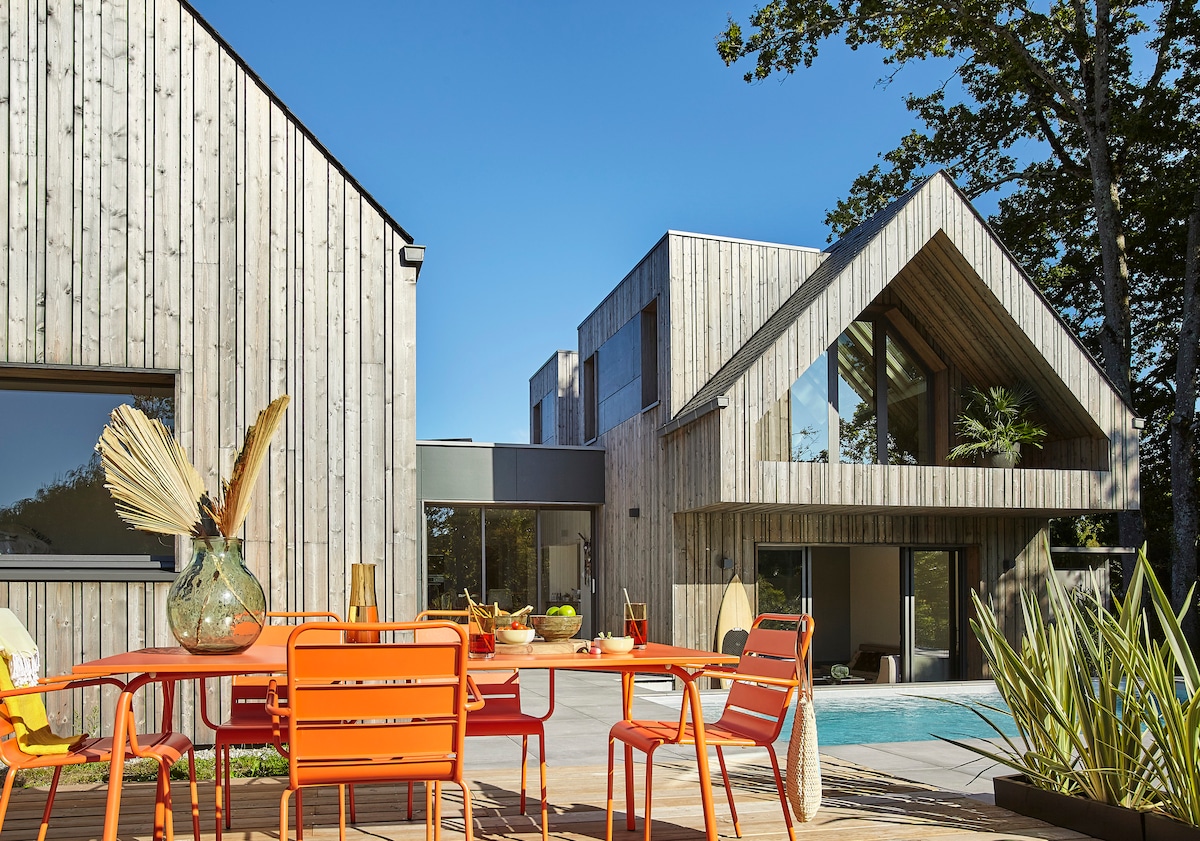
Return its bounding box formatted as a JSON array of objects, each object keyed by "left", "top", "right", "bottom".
[
  {"left": 559, "top": 605, "right": 577, "bottom": 617},
  {"left": 545, "top": 606, "right": 561, "bottom": 616}
]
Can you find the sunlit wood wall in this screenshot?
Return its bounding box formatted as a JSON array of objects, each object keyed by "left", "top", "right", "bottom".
[{"left": 0, "top": 0, "right": 421, "bottom": 740}]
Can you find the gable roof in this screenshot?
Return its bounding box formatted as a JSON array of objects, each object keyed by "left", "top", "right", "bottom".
[{"left": 675, "top": 172, "right": 1126, "bottom": 424}]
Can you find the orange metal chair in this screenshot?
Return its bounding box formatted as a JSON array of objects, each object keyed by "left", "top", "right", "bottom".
[
  {"left": 605, "top": 613, "right": 814, "bottom": 841},
  {"left": 415, "top": 609, "right": 553, "bottom": 841},
  {"left": 200, "top": 611, "right": 345, "bottom": 841},
  {"left": 0, "top": 674, "right": 202, "bottom": 841},
  {"left": 266, "top": 620, "right": 482, "bottom": 841}
]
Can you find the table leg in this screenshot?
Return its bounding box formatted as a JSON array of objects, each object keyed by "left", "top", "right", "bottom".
[
  {"left": 669, "top": 668, "right": 718, "bottom": 841},
  {"left": 620, "top": 672, "right": 636, "bottom": 831}
]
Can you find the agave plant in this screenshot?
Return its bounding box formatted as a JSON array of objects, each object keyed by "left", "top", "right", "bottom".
[{"left": 96, "top": 395, "right": 290, "bottom": 538}]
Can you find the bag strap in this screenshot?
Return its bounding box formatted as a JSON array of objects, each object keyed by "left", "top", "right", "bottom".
[{"left": 795, "top": 614, "right": 815, "bottom": 699}]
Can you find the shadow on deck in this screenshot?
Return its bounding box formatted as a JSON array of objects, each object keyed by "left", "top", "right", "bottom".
[{"left": 9, "top": 755, "right": 1094, "bottom": 840}]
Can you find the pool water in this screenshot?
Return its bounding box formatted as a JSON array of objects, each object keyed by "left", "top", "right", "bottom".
[
  {"left": 803, "top": 688, "right": 1018, "bottom": 746},
  {"left": 684, "top": 685, "right": 1019, "bottom": 746}
]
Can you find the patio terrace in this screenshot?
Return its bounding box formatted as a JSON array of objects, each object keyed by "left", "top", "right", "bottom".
[{"left": 4, "top": 671, "right": 1098, "bottom": 840}]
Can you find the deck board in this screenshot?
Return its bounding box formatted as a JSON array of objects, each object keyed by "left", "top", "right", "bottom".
[{"left": 7, "top": 755, "right": 1094, "bottom": 841}]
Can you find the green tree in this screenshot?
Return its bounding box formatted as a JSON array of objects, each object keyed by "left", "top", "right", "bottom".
[{"left": 718, "top": 0, "right": 1199, "bottom": 642}]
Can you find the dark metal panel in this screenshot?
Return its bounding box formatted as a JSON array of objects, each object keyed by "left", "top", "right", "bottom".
[{"left": 418, "top": 442, "right": 605, "bottom": 505}]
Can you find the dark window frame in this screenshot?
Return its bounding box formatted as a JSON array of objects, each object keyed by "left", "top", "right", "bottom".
[{"left": 0, "top": 364, "right": 179, "bottom": 581}]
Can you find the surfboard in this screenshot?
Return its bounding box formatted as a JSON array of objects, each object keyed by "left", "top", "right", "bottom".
[{"left": 715, "top": 574, "right": 754, "bottom": 686}]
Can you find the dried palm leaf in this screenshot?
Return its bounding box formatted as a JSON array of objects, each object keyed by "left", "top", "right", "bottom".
[
  {"left": 96, "top": 404, "right": 206, "bottom": 536},
  {"left": 212, "top": 395, "right": 291, "bottom": 538}
]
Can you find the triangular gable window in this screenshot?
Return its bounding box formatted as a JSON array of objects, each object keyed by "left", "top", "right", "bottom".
[{"left": 779, "top": 318, "right": 934, "bottom": 465}]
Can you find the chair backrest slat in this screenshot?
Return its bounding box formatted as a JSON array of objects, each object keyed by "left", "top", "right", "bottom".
[
  {"left": 715, "top": 613, "right": 812, "bottom": 742},
  {"left": 284, "top": 620, "right": 469, "bottom": 788}
]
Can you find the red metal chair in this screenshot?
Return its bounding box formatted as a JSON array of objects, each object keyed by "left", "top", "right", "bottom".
[
  {"left": 605, "top": 613, "right": 814, "bottom": 841},
  {"left": 0, "top": 673, "right": 201, "bottom": 841},
  {"left": 199, "top": 611, "right": 344, "bottom": 841},
  {"left": 415, "top": 609, "right": 553, "bottom": 841},
  {"left": 265, "top": 620, "right": 481, "bottom": 841}
]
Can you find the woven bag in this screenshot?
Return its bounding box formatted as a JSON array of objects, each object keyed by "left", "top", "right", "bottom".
[{"left": 785, "top": 617, "right": 820, "bottom": 821}]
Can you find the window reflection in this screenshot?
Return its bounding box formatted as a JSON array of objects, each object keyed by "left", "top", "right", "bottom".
[
  {"left": 837, "top": 322, "right": 877, "bottom": 464},
  {"left": 885, "top": 336, "right": 928, "bottom": 465},
  {"left": 0, "top": 387, "right": 175, "bottom": 556},
  {"left": 484, "top": 509, "right": 536, "bottom": 612},
  {"left": 786, "top": 317, "right": 934, "bottom": 466},
  {"left": 789, "top": 351, "right": 829, "bottom": 462},
  {"left": 426, "top": 506, "right": 482, "bottom": 609}
]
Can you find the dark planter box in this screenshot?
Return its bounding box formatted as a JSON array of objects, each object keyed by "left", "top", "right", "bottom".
[
  {"left": 993, "top": 774, "right": 1146, "bottom": 841},
  {"left": 1146, "top": 811, "right": 1200, "bottom": 841}
]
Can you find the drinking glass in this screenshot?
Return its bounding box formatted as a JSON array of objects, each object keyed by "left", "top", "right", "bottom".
[
  {"left": 468, "top": 609, "right": 497, "bottom": 659},
  {"left": 624, "top": 602, "right": 648, "bottom": 649}
]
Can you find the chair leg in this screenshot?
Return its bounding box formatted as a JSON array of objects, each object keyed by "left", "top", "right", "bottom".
[
  {"left": 280, "top": 788, "right": 294, "bottom": 841},
  {"left": 624, "top": 742, "right": 636, "bottom": 831},
  {"left": 765, "top": 744, "right": 797, "bottom": 841},
  {"left": 223, "top": 744, "right": 233, "bottom": 829},
  {"left": 605, "top": 734, "right": 617, "bottom": 841},
  {"left": 158, "top": 760, "right": 175, "bottom": 841},
  {"left": 438, "top": 781, "right": 446, "bottom": 837},
  {"left": 537, "top": 732, "right": 549, "bottom": 841},
  {"left": 213, "top": 744, "right": 226, "bottom": 841},
  {"left": 296, "top": 788, "right": 305, "bottom": 840},
  {"left": 0, "top": 761, "right": 21, "bottom": 837},
  {"left": 519, "top": 734, "right": 529, "bottom": 814},
  {"left": 425, "top": 781, "right": 434, "bottom": 841},
  {"left": 408, "top": 780, "right": 415, "bottom": 821},
  {"left": 348, "top": 783, "right": 358, "bottom": 823},
  {"left": 715, "top": 746, "right": 741, "bottom": 838},
  {"left": 337, "top": 784, "right": 347, "bottom": 841},
  {"left": 459, "top": 780, "right": 474, "bottom": 841},
  {"left": 34, "top": 766, "right": 63, "bottom": 841},
  {"left": 642, "top": 745, "right": 657, "bottom": 841},
  {"left": 187, "top": 748, "right": 202, "bottom": 841}
]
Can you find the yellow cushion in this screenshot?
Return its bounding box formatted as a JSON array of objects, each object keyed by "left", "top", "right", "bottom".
[{"left": 0, "top": 657, "right": 83, "bottom": 756}]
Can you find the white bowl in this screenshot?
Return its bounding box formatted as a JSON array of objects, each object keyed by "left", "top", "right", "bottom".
[
  {"left": 496, "top": 627, "right": 536, "bottom": 645},
  {"left": 594, "top": 636, "right": 635, "bottom": 654}
]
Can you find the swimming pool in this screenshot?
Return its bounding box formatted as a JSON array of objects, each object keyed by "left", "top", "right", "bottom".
[{"left": 652, "top": 683, "right": 1019, "bottom": 747}]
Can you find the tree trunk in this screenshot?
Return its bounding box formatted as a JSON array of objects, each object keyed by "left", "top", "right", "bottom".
[
  {"left": 1077, "top": 2, "right": 1143, "bottom": 591},
  {"left": 1171, "top": 188, "right": 1200, "bottom": 652}
]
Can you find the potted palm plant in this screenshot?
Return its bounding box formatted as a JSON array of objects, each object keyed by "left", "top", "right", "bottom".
[{"left": 947, "top": 384, "right": 1046, "bottom": 467}]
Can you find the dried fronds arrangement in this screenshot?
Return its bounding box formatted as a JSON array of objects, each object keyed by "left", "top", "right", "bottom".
[
  {"left": 96, "top": 395, "right": 291, "bottom": 539},
  {"left": 462, "top": 590, "right": 532, "bottom": 626}
]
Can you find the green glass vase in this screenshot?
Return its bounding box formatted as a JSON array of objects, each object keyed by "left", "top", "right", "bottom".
[{"left": 166, "top": 536, "right": 266, "bottom": 654}]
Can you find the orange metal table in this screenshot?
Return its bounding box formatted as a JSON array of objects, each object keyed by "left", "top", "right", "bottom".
[{"left": 73, "top": 641, "right": 738, "bottom": 841}]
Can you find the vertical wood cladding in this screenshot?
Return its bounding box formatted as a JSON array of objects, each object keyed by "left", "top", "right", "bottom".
[{"left": 0, "top": 0, "right": 419, "bottom": 740}]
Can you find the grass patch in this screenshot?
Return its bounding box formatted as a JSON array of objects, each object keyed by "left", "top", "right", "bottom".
[{"left": 1, "top": 747, "right": 289, "bottom": 788}]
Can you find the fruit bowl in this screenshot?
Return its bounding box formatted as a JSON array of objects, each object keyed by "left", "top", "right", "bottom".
[
  {"left": 530, "top": 614, "right": 583, "bottom": 642},
  {"left": 594, "top": 636, "right": 634, "bottom": 654},
  {"left": 496, "top": 627, "right": 535, "bottom": 645}
]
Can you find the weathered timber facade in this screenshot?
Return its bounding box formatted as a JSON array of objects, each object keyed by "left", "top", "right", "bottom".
[
  {"left": 538, "top": 174, "right": 1139, "bottom": 678},
  {"left": 0, "top": 0, "right": 421, "bottom": 738}
]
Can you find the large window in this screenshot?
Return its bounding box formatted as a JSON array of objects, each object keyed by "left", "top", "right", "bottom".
[
  {"left": 425, "top": 505, "right": 593, "bottom": 621},
  {"left": 789, "top": 319, "right": 934, "bottom": 465},
  {"left": 0, "top": 373, "right": 175, "bottom": 557}
]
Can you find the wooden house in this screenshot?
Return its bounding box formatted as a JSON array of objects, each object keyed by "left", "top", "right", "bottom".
[
  {"left": 0, "top": 0, "right": 422, "bottom": 736},
  {"left": 534, "top": 173, "right": 1139, "bottom": 680}
]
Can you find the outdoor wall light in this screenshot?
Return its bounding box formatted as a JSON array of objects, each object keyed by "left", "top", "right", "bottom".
[{"left": 629, "top": 508, "right": 640, "bottom": 518}]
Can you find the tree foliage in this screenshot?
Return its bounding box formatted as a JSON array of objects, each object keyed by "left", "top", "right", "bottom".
[{"left": 718, "top": 0, "right": 1199, "bottom": 632}]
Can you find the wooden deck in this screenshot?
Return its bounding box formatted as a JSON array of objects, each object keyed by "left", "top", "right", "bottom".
[{"left": 11, "top": 755, "right": 1094, "bottom": 841}]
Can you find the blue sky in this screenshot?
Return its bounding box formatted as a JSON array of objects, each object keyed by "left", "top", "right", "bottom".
[{"left": 191, "top": 1, "right": 944, "bottom": 444}]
